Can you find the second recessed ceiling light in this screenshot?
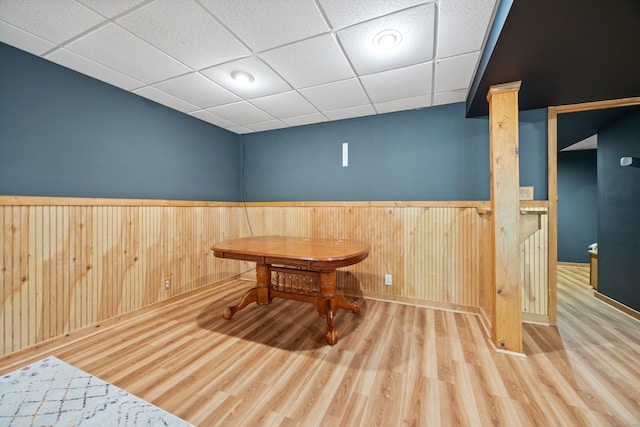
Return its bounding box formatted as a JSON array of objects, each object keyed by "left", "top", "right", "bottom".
[
  {"left": 372, "top": 29, "right": 402, "bottom": 50},
  {"left": 231, "top": 70, "right": 255, "bottom": 85}
]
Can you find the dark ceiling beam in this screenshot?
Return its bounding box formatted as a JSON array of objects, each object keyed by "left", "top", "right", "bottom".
[{"left": 466, "top": 0, "right": 640, "bottom": 118}]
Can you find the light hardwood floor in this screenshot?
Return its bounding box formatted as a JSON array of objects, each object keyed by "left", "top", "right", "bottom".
[{"left": 1, "top": 265, "right": 639, "bottom": 426}]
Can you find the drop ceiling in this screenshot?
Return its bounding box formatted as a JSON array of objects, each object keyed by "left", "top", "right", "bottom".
[{"left": 0, "top": 0, "right": 498, "bottom": 134}]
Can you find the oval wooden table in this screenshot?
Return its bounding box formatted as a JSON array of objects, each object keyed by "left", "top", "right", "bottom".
[{"left": 211, "top": 236, "right": 370, "bottom": 345}]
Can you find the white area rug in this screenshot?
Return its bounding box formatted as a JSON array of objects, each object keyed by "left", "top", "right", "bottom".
[{"left": 0, "top": 356, "right": 193, "bottom": 426}]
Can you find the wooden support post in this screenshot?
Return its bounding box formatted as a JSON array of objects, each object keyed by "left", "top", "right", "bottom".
[
  {"left": 487, "top": 81, "right": 523, "bottom": 354},
  {"left": 547, "top": 107, "right": 558, "bottom": 325}
]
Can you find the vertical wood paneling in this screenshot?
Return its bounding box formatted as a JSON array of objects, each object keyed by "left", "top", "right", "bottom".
[
  {"left": 521, "top": 210, "right": 549, "bottom": 318},
  {"left": 0, "top": 200, "right": 549, "bottom": 357},
  {"left": 249, "top": 205, "right": 513, "bottom": 309},
  {"left": 28, "top": 207, "right": 37, "bottom": 348}
]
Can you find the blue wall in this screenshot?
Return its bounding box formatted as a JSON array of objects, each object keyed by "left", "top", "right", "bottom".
[
  {"left": 1, "top": 42, "right": 548, "bottom": 203},
  {"left": 557, "top": 149, "right": 598, "bottom": 263},
  {"left": 598, "top": 110, "right": 640, "bottom": 311},
  {"left": 241, "top": 104, "right": 547, "bottom": 201},
  {"left": 0, "top": 43, "right": 241, "bottom": 201}
]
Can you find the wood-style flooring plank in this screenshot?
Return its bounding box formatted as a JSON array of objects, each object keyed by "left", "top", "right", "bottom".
[{"left": 1, "top": 266, "right": 639, "bottom": 426}]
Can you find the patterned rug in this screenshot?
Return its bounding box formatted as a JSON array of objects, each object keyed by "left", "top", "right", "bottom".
[{"left": 0, "top": 356, "right": 193, "bottom": 426}]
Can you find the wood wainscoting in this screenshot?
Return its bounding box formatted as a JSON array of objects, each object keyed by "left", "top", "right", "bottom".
[
  {"left": 0, "top": 197, "right": 549, "bottom": 357},
  {"left": 520, "top": 205, "right": 549, "bottom": 324}
]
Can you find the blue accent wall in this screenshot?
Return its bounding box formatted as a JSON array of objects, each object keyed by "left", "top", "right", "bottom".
[
  {"left": 241, "top": 104, "right": 547, "bottom": 202},
  {"left": 557, "top": 149, "right": 598, "bottom": 263},
  {"left": 0, "top": 42, "right": 241, "bottom": 201},
  {"left": 597, "top": 110, "right": 640, "bottom": 311},
  {"left": 1, "top": 42, "right": 548, "bottom": 204},
  {"left": 519, "top": 108, "right": 548, "bottom": 197}
]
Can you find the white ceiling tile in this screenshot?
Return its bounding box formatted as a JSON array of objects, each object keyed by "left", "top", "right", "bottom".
[
  {"left": 244, "top": 119, "right": 288, "bottom": 132},
  {"left": 199, "top": 0, "right": 329, "bottom": 52},
  {"left": 116, "top": 0, "right": 250, "bottom": 70},
  {"left": 324, "top": 105, "right": 376, "bottom": 121},
  {"left": 438, "top": 0, "right": 497, "bottom": 58},
  {"left": 2, "top": 1, "right": 495, "bottom": 134},
  {"left": 338, "top": 3, "right": 435, "bottom": 75},
  {"left": 76, "top": 0, "right": 147, "bottom": 18},
  {"left": 189, "top": 110, "right": 238, "bottom": 128},
  {"left": 208, "top": 101, "right": 274, "bottom": 125},
  {"left": 227, "top": 125, "right": 253, "bottom": 134},
  {"left": 433, "top": 89, "right": 467, "bottom": 106},
  {"left": 133, "top": 86, "right": 199, "bottom": 112},
  {"left": 201, "top": 56, "right": 291, "bottom": 99},
  {"left": 67, "top": 23, "right": 191, "bottom": 83},
  {"left": 250, "top": 91, "right": 318, "bottom": 118},
  {"left": 434, "top": 52, "right": 479, "bottom": 93},
  {"left": 154, "top": 73, "right": 240, "bottom": 109},
  {"left": 318, "top": 0, "right": 429, "bottom": 30},
  {"left": 299, "top": 79, "right": 369, "bottom": 111},
  {"left": 281, "top": 113, "right": 328, "bottom": 127},
  {"left": 259, "top": 34, "right": 354, "bottom": 88},
  {"left": 0, "top": 0, "right": 105, "bottom": 44},
  {"left": 361, "top": 62, "right": 433, "bottom": 103},
  {"left": 46, "top": 48, "right": 144, "bottom": 90},
  {"left": 0, "top": 20, "right": 56, "bottom": 55},
  {"left": 374, "top": 95, "right": 431, "bottom": 114}
]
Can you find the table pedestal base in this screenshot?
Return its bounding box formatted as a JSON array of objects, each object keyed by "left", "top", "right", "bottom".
[{"left": 223, "top": 264, "right": 360, "bottom": 345}]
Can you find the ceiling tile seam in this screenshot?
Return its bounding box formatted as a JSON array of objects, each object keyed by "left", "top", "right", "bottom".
[
  {"left": 133, "top": 86, "right": 201, "bottom": 112},
  {"left": 42, "top": 47, "right": 147, "bottom": 91},
  {"left": 290, "top": 84, "right": 342, "bottom": 122},
  {"left": 246, "top": 91, "right": 323, "bottom": 118},
  {"left": 293, "top": 93, "right": 332, "bottom": 123},
  {"left": 311, "top": 0, "right": 335, "bottom": 31},
  {"left": 317, "top": 1, "right": 436, "bottom": 32},
  {"left": 191, "top": 70, "right": 258, "bottom": 101},
  {"left": 325, "top": 103, "right": 376, "bottom": 116},
  {"left": 103, "top": 3, "right": 256, "bottom": 81},
  {"left": 32, "top": 16, "right": 199, "bottom": 86},
  {"left": 204, "top": 56, "right": 296, "bottom": 98},
  {"left": 36, "top": 0, "right": 158, "bottom": 59},
  {"left": 250, "top": 56, "right": 295, "bottom": 93},
  {"left": 325, "top": 31, "right": 377, "bottom": 111},
  {"left": 80, "top": 0, "right": 157, "bottom": 21},
  {"left": 245, "top": 117, "right": 288, "bottom": 128},
  {"left": 0, "top": 19, "right": 55, "bottom": 51},
  {"left": 241, "top": 33, "right": 332, "bottom": 58},
  {"left": 137, "top": 70, "right": 202, "bottom": 93},
  {"left": 462, "top": 0, "right": 502, "bottom": 102},
  {"left": 204, "top": 114, "right": 242, "bottom": 129},
  {"left": 242, "top": 101, "right": 286, "bottom": 124},
  {"left": 108, "top": 22, "right": 203, "bottom": 81},
  {"left": 196, "top": 1, "right": 331, "bottom": 58},
  {"left": 429, "top": 0, "right": 441, "bottom": 108},
  {"left": 192, "top": 0, "right": 256, "bottom": 55},
  {"left": 12, "top": 20, "right": 109, "bottom": 59},
  {"left": 194, "top": 70, "right": 253, "bottom": 101},
  {"left": 196, "top": 54, "right": 294, "bottom": 94},
  {"left": 225, "top": 101, "right": 279, "bottom": 125},
  {"left": 436, "top": 50, "right": 484, "bottom": 97}
]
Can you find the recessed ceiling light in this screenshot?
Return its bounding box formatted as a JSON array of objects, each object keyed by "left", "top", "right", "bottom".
[
  {"left": 372, "top": 29, "right": 402, "bottom": 51},
  {"left": 231, "top": 70, "right": 254, "bottom": 85}
]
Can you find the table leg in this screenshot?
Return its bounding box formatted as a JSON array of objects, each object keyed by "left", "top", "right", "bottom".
[
  {"left": 319, "top": 270, "right": 340, "bottom": 345},
  {"left": 256, "top": 263, "right": 271, "bottom": 305},
  {"left": 325, "top": 298, "right": 338, "bottom": 345},
  {"left": 223, "top": 288, "right": 258, "bottom": 319},
  {"left": 223, "top": 262, "right": 271, "bottom": 319}
]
